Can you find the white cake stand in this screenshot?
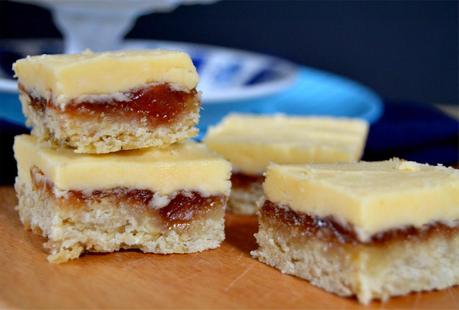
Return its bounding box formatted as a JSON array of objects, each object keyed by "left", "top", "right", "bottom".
[{"left": 14, "top": 0, "right": 217, "bottom": 53}]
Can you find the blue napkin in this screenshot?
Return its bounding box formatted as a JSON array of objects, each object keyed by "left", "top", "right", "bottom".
[{"left": 363, "top": 101, "right": 458, "bottom": 166}]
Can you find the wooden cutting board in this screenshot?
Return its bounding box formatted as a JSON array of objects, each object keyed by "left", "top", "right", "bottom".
[{"left": 0, "top": 186, "right": 458, "bottom": 309}]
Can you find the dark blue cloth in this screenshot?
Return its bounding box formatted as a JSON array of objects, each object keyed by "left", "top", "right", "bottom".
[
  {"left": 1, "top": 101, "right": 458, "bottom": 184},
  {"left": 363, "top": 101, "right": 459, "bottom": 165}
]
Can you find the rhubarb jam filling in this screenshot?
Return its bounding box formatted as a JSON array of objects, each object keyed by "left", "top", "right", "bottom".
[
  {"left": 261, "top": 200, "right": 459, "bottom": 245},
  {"left": 30, "top": 167, "right": 225, "bottom": 227},
  {"left": 231, "top": 172, "right": 264, "bottom": 189},
  {"left": 21, "top": 83, "right": 199, "bottom": 126}
]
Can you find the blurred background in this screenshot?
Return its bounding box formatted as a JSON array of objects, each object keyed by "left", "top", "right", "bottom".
[
  {"left": 0, "top": 0, "right": 458, "bottom": 183},
  {"left": 1, "top": 0, "right": 457, "bottom": 103}
]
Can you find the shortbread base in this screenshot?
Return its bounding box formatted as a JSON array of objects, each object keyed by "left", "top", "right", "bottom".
[
  {"left": 15, "top": 180, "right": 225, "bottom": 263},
  {"left": 252, "top": 205, "right": 459, "bottom": 304},
  {"left": 227, "top": 183, "right": 263, "bottom": 215},
  {"left": 227, "top": 174, "right": 264, "bottom": 215}
]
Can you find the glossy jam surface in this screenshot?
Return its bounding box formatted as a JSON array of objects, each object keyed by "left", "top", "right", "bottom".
[
  {"left": 66, "top": 189, "right": 224, "bottom": 226},
  {"left": 22, "top": 84, "right": 198, "bottom": 125},
  {"left": 31, "top": 167, "right": 224, "bottom": 227},
  {"left": 231, "top": 173, "right": 264, "bottom": 189},
  {"left": 261, "top": 200, "right": 458, "bottom": 245},
  {"left": 158, "top": 193, "right": 224, "bottom": 225}
]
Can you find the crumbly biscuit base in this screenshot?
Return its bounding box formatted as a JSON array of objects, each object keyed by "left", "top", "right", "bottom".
[
  {"left": 19, "top": 91, "right": 199, "bottom": 154},
  {"left": 15, "top": 180, "right": 225, "bottom": 263},
  {"left": 252, "top": 209, "right": 459, "bottom": 304},
  {"left": 227, "top": 181, "right": 263, "bottom": 215}
]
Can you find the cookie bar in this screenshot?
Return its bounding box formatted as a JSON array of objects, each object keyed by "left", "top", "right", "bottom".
[
  {"left": 14, "top": 135, "right": 231, "bottom": 263},
  {"left": 252, "top": 159, "right": 459, "bottom": 303},
  {"left": 13, "top": 50, "right": 200, "bottom": 153},
  {"left": 204, "top": 114, "right": 368, "bottom": 214}
]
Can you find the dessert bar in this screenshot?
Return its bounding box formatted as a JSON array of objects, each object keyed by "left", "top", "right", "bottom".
[
  {"left": 13, "top": 50, "right": 200, "bottom": 153},
  {"left": 252, "top": 159, "right": 459, "bottom": 303},
  {"left": 204, "top": 114, "right": 368, "bottom": 214},
  {"left": 14, "top": 135, "right": 231, "bottom": 263}
]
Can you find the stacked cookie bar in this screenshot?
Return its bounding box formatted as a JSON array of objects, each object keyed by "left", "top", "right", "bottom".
[
  {"left": 13, "top": 50, "right": 231, "bottom": 263},
  {"left": 14, "top": 50, "right": 200, "bottom": 153}
]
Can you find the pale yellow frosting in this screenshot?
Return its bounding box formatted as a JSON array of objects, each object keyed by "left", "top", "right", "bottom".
[
  {"left": 13, "top": 50, "right": 198, "bottom": 106},
  {"left": 14, "top": 135, "right": 231, "bottom": 196},
  {"left": 264, "top": 159, "right": 459, "bottom": 240},
  {"left": 204, "top": 114, "right": 368, "bottom": 175}
]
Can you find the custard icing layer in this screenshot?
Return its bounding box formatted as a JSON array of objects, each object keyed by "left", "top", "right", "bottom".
[
  {"left": 14, "top": 135, "right": 231, "bottom": 196},
  {"left": 204, "top": 114, "right": 368, "bottom": 175},
  {"left": 13, "top": 50, "right": 199, "bottom": 106}
]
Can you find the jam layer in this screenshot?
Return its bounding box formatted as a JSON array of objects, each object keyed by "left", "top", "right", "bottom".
[
  {"left": 261, "top": 200, "right": 459, "bottom": 245},
  {"left": 231, "top": 173, "right": 264, "bottom": 189},
  {"left": 22, "top": 83, "right": 199, "bottom": 126},
  {"left": 31, "top": 167, "right": 225, "bottom": 227}
]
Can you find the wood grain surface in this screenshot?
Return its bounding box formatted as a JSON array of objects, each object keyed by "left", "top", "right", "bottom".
[{"left": 1, "top": 186, "right": 458, "bottom": 309}]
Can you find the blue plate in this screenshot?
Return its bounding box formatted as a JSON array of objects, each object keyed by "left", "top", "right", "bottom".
[
  {"left": 197, "top": 66, "right": 382, "bottom": 137},
  {"left": 0, "top": 66, "right": 382, "bottom": 135}
]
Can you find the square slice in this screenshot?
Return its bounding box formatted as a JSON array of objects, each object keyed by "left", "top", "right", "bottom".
[
  {"left": 14, "top": 135, "right": 231, "bottom": 263},
  {"left": 204, "top": 114, "right": 368, "bottom": 214},
  {"left": 13, "top": 50, "right": 200, "bottom": 153},
  {"left": 252, "top": 159, "right": 459, "bottom": 304}
]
